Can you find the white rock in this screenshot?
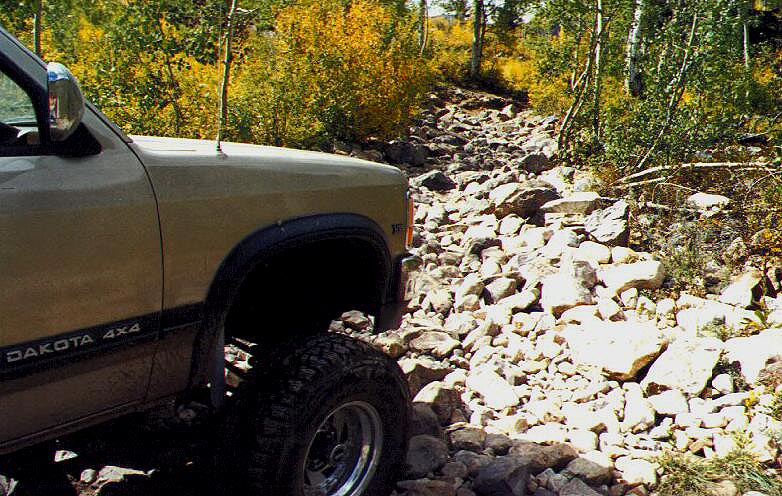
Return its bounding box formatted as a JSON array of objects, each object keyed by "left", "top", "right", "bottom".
[
  {"left": 558, "top": 305, "right": 601, "bottom": 325},
  {"left": 702, "top": 412, "right": 728, "bottom": 429},
  {"left": 724, "top": 329, "right": 782, "bottom": 384},
  {"left": 648, "top": 389, "right": 689, "bottom": 416},
  {"left": 672, "top": 430, "right": 689, "bottom": 451},
  {"left": 655, "top": 298, "right": 677, "bottom": 319},
  {"left": 543, "top": 230, "right": 581, "bottom": 258},
  {"left": 649, "top": 418, "right": 673, "bottom": 439},
  {"left": 540, "top": 192, "right": 600, "bottom": 214},
  {"left": 616, "top": 457, "right": 657, "bottom": 486},
  {"left": 641, "top": 336, "right": 723, "bottom": 396},
  {"left": 577, "top": 241, "right": 611, "bottom": 264},
  {"left": 540, "top": 273, "right": 594, "bottom": 316},
  {"left": 522, "top": 423, "right": 568, "bottom": 444},
  {"left": 565, "top": 258, "right": 598, "bottom": 288},
  {"left": 622, "top": 383, "right": 656, "bottom": 433},
  {"left": 455, "top": 273, "right": 484, "bottom": 307},
  {"left": 466, "top": 367, "right": 520, "bottom": 410},
  {"left": 568, "top": 429, "right": 599, "bottom": 452},
  {"left": 484, "top": 277, "right": 517, "bottom": 303},
  {"left": 487, "top": 413, "right": 530, "bottom": 436},
  {"left": 675, "top": 412, "right": 702, "bottom": 428},
  {"left": 747, "top": 413, "right": 782, "bottom": 462},
  {"left": 620, "top": 288, "right": 639, "bottom": 309},
  {"left": 409, "top": 331, "right": 461, "bottom": 358},
  {"left": 719, "top": 268, "right": 762, "bottom": 308},
  {"left": 497, "top": 289, "right": 539, "bottom": 312},
  {"left": 711, "top": 373, "right": 734, "bottom": 394},
  {"left": 498, "top": 215, "right": 524, "bottom": 235},
  {"left": 563, "top": 403, "right": 619, "bottom": 433},
  {"left": 713, "top": 433, "right": 737, "bottom": 457},
  {"left": 584, "top": 200, "right": 630, "bottom": 247},
  {"left": 562, "top": 320, "right": 665, "bottom": 381},
  {"left": 598, "top": 297, "right": 625, "bottom": 321},
  {"left": 685, "top": 192, "right": 730, "bottom": 212},
  {"left": 674, "top": 295, "right": 760, "bottom": 334},
  {"left": 599, "top": 261, "right": 665, "bottom": 295},
  {"left": 518, "top": 226, "right": 552, "bottom": 249},
  {"left": 526, "top": 398, "right": 563, "bottom": 424},
  {"left": 636, "top": 296, "right": 656, "bottom": 316}
]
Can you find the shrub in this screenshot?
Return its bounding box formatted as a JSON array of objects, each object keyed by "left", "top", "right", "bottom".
[
  {"left": 230, "top": 0, "right": 432, "bottom": 148},
  {"left": 656, "top": 444, "right": 782, "bottom": 496}
]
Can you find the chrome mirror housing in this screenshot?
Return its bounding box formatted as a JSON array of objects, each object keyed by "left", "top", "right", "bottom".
[{"left": 47, "top": 62, "right": 84, "bottom": 142}]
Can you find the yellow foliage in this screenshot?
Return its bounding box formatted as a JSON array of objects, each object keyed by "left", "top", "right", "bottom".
[{"left": 231, "top": 0, "right": 431, "bottom": 146}]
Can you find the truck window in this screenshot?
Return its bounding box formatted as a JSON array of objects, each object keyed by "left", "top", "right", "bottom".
[{"left": 0, "top": 70, "right": 40, "bottom": 150}]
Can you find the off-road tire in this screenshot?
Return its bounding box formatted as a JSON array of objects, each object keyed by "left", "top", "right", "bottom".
[{"left": 218, "top": 333, "right": 411, "bottom": 496}]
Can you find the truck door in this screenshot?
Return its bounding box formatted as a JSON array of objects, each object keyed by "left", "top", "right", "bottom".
[{"left": 0, "top": 34, "right": 163, "bottom": 450}]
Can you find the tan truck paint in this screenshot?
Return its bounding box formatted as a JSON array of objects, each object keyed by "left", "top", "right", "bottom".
[
  {"left": 0, "top": 108, "right": 163, "bottom": 446},
  {"left": 132, "top": 136, "right": 408, "bottom": 311}
]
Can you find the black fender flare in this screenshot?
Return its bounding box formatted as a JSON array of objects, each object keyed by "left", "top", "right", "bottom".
[{"left": 189, "top": 213, "right": 393, "bottom": 388}]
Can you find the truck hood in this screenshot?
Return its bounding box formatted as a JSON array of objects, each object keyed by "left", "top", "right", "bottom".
[{"left": 129, "top": 135, "right": 403, "bottom": 180}]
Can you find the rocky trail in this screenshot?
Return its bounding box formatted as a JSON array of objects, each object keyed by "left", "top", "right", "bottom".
[{"left": 3, "top": 87, "right": 782, "bottom": 496}]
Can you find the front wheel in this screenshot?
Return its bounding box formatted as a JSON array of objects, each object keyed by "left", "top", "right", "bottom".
[{"left": 220, "top": 333, "right": 411, "bottom": 496}]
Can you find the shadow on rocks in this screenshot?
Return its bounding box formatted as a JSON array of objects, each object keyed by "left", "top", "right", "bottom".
[{"left": 0, "top": 410, "right": 216, "bottom": 496}]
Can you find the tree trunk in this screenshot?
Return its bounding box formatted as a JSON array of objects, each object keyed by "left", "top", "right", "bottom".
[
  {"left": 33, "top": 0, "right": 42, "bottom": 56},
  {"left": 592, "top": 0, "right": 603, "bottom": 147},
  {"left": 470, "top": 0, "right": 484, "bottom": 79},
  {"left": 419, "top": 0, "right": 428, "bottom": 54},
  {"left": 216, "top": 0, "right": 239, "bottom": 152},
  {"left": 743, "top": 21, "right": 750, "bottom": 68},
  {"left": 625, "top": 0, "right": 645, "bottom": 97}
]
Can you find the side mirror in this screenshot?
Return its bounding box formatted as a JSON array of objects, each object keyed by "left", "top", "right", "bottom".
[{"left": 47, "top": 62, "right": 84, "bottom": 142}]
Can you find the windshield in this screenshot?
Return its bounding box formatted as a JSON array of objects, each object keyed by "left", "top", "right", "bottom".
[{"left": 0, "top": 71, "right": 35, "bottom": 125}]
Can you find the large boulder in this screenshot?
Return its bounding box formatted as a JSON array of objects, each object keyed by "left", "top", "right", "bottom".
[
  {"left": 675, "top": 295, "right": 760, "bottom": 334},
  {"left": 540, "top": 273, "right": 594, "bottom": 316},
  {"left": 562, "top": 450, "right": 613, "bottom": 484},
  {"left": 399, "top": 356, "right": 451, "bottom": 396},
  {"left": 520, "top": 152, "right": 554, "bottom": 174},
  {"left": 413, "top": 381, "right": 463, "bottom": 425},
  {"left": 559, "top": 478, "right": 602, "bottom": 496},
  {"left": 562, "top": 320, "right": 665, "bottom": 381},
  {"left": 724, "top": 329, "right": 782, "bottom": 385},
  {"left": 585, "top": 200, "right": 630, "bottom": 246},
  {"left": 540, "top": 192, "right": 601, "bottom": 215},
  {"left": 598, "top": 261, "right": 665, "bottom": 295},
  {"left": 472, "top": 456, "right": 530, "bottom": 496},
  {"left": 508, "top": 441, "right": 578, "bottom": 474},
  {"left": 489, "top": 181, "right": 560, "bottom": 218},
  {"left": 622, "top": 383, "right": 655, "bottom": 433},
  {"left": 409, "top": 331, "right": 461, "bottom": 358},
  {"left": 385, "top": 140, "right": 427, "bottom": 166},
  {"left": 641, "top": 336, "right": 723, "bottom": 396},
  {"left": 718, "top": 268, "right": 763, "bottom": 308},
  {"left": 466, "top": 367, "right": 520, "bottom": 410},
  {"left": 405, "top": 435, "right": 449, "bottom": 478},
  {"left": 415, "top": 170, "right": 457, "bottom": 192}
]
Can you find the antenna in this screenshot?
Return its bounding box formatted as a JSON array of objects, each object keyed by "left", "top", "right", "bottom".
[{"left": 216, "top": 0, "right": 239, "bottom": 154}]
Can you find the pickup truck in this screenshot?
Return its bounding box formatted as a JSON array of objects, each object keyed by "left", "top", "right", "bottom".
[{"left": 0, "top": 25, "right": 416, "bottom": 496}]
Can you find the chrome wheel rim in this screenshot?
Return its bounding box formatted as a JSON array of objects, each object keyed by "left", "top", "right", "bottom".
[{"left": 302, "top": 401, "right": 383, "bottom": 496}]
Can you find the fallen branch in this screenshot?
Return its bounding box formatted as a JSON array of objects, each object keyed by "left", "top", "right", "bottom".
[
  {"left": 637, "top": 201, "right": 699, "bottom": 213},
  {"left": 615, "top": 177, "right": 667, "bottom": 189},
  {"left": 617, "top": 161, "right": 773, "bottom": 184}
]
